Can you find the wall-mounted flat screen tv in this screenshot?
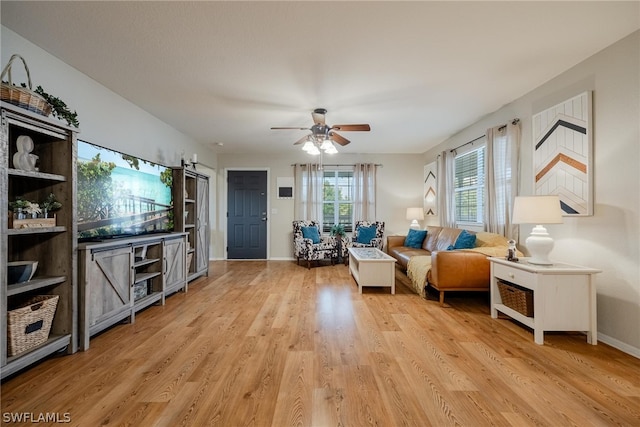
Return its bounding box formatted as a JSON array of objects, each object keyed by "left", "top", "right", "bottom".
[{"left": 77, "top": 140, "right": 173, "bottom": 241}]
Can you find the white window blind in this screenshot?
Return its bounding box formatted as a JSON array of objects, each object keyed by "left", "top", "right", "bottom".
[{"left": 454, "top": 147, "right": 485, "bottom": 224}]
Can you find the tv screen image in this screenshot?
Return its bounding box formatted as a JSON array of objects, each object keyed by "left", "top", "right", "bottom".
[{"left": 77, "top": 140, "right": 173, "bottom": 241}]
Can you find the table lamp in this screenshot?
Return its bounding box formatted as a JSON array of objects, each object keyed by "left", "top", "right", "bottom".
[
  {"left": 512, "top": 195, "right": 563, "bottom": 265},
  {"left": 406, "top": 207, "right": 424, "bottom": 229}
]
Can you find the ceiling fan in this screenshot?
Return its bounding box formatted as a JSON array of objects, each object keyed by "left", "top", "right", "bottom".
[{"left": 271, "top": 108, "right": 371, "bottom": 147}]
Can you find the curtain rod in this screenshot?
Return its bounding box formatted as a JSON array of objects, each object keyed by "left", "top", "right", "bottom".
[
  {"left": 450, "top": 118, "right": 520, "bottom": 153},
  {"left": 450, "top": 134, "right": 485, "bottom": 152},
  {"left": 291, "top": 163, "right": 382, "bottom": 167}
]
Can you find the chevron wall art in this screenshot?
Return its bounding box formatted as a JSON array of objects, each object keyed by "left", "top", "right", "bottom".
[
  {"left": 424, "top": 161, "right": 437, "bottom": 216},
  {"left": 532, "top": 91, "right": 593, "bottom": 216}
]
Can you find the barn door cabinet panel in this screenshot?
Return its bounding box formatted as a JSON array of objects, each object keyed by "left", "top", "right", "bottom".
[
  {"left": 78, "top": 233, "right": 187, "bottom": 350},
  {"left": 78, "top": 244, "right": 132, "bottom": 351},
  {"left": 164, "top": 234, "right": 187, "bottom": 295},
  {"left": 172, "top": 167, "right": 209, "bottom": 282},
  {"left": 1, "top": 102, "right": 78, "bottom": 379}
]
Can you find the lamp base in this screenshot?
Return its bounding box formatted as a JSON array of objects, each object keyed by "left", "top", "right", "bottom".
[
  {"left": 525, "top": 225, "right": 554, "bottom": 265},
  {"left": 409, "top": 220, "right": 420, "bottom": 229}
]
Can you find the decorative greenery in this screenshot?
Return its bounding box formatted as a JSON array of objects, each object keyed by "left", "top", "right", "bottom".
[
  {"left": 25, "top": 202, "right": 41, "bottom": 216},
  {"left": 41, "top": 193, "right": 62, "bottom": 212},
  {"left": 9, "top": 197, "right": 30, "bottom": 211},
  {"left": 330, "top": 224, "right": 346, "bottom": 237},
  {"left": 33, "top": 85, "right": 79, "bottom": 128}
]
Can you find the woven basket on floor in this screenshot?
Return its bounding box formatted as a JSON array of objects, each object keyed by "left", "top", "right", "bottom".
[
  {"left": 1, "top": 54, "right": 52, "bottom": 116},
  {"left": 7, "top": 295, "right": 59, "bottom": 357},
  {"left": 497, "top": 280, "right": 533, "bottom": 317}
]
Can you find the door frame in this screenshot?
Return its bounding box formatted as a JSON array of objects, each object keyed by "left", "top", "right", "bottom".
[{"left": 223, "top": 167, "right": 270, "bottom": 260}]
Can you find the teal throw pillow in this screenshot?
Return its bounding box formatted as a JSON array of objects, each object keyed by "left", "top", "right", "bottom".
[
  {"left": 404, "top": 229, "right": 427, "bottom": 249},
  {"left": 301, "top": 226, "right": 321, "bottom": 244},
  {"left": 447, "top": 229, "right": 476, "bottom": 250},
  {"left": 356, "top": 225, "right": 377, "bottom": 244}
]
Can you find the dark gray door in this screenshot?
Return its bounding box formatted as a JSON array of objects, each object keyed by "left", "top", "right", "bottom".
[{"left": 227, "top": 170, "right": 268, "bottom": 259}]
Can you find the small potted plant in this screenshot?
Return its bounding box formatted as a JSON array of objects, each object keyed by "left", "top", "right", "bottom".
[
  {"left": 40, "top": 193, "right": 62, "bottom": 218},
  {"left": 9, "top": 197, "right": 30, "bottom": 219},
  {"left": 330, "top": 224, "right": 346, "bottom": 238}
]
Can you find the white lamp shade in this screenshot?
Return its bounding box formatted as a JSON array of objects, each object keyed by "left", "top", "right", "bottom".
[
  {"left": 406, "top": 207, "right": 424, "bottom": 229},
  {"left": 512, "top": 195, "right": 562, "bottom": 265},
  {"left": 301, "top": 140, "right": 315, "bottom": 152},
  {"left": 320, "top": 139, "right": 333, "bottom": 150},
  {"left": 324, "top": 144, "right": 338, "bottom": 154},
  {"left": 406, "top": 207, "right": 425, "bottom": 221},
  {"left": 512, "top": 196, "right": 563, "bottom": 224}
]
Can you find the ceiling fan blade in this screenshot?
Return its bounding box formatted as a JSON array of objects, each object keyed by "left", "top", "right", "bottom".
[
  {"left": 312, "top": 108, "right": 327, "bottom": 125},
  {"left": 331, "top": 124, "right": 371, "bottom": 132},
  {"left": 271, "top": 126, "right": 310, "bottom": 130},
  {"left": 329, "top": 131, "right": 350, "bottom": 146},
  {"left": 293, "top": 135, "right": 310, "bottom": 145}
]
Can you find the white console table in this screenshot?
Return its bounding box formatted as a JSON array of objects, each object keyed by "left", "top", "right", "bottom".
[{"left": 489, "top": 257, "right": 601, "bottom": 345}]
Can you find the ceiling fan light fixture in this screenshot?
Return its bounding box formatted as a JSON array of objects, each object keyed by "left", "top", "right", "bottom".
[
  {"left": 320, "top": 139, "right": 333, "bottom": 151},
  {"left": 301, "top": 140, "right": 315, "bottom": 152},
  {"left": 307, "top": 144, "right": 321, "bottom": 155},
  {"left": 324, "top": 144, "right": 338, "bottom": 155},
  {"left": 272, "top": 108, "right": 369, "bottom": 158}
]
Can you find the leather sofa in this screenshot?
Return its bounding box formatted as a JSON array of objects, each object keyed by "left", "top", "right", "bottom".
[{"left": 387, "top": 226, "right": 515, "bottom": 305}]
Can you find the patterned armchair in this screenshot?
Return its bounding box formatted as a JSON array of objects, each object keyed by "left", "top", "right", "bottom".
[
  {"left": 346, "top": 221, "right": 385, "bottom": 252},
  {"left": 293, "top": 220, "right": 338, "bottom": 269}
]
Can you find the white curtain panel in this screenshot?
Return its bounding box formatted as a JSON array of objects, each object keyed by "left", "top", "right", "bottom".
[
  {"left": 294, "top": 163, "right": 323, "bottom": 225},
  {"left": 353, "top": 163, "right": 377, "bottom": 221},
  {"left": 484, "top": 121, "right": 520, "bottom": 239},
  {"left": 437, "top": 150, "right": 456, "bottom": 228}
]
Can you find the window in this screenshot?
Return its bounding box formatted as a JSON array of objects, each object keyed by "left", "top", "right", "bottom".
[
  {"left": 454, "top": 147, "right": 485, "bottom": 224},
  {"left": 323, "top": 170, "right": 353, "bottom": 232}
]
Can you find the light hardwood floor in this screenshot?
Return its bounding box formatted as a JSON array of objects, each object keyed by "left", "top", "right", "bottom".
[{"left": 2, "top": 261, "right": 639, "bottom": 426}]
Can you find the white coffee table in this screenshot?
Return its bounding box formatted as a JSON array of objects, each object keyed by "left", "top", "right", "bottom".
[{"left": 348, "top": 248, "right": 397, "bottom": 294}]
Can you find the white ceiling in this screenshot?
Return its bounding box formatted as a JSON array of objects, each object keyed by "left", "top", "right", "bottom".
[{"left": 2, "top": 1, "right": 639, "bottom": 154}]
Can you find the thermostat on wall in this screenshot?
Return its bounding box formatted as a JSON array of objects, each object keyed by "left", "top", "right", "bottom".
[{"left": 277, "top": 177, "right": 294, "bottom": 199}]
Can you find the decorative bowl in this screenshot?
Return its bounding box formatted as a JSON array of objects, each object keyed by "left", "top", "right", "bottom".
[{"left": 7, "top": 261, "right": 38, "bottom": 284}]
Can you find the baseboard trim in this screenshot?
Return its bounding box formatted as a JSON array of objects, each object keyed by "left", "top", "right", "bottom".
[{"left": 597, "top": 333, "right": 640, "bottom": 359}]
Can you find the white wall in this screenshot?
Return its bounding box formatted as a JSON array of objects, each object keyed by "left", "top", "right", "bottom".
[
  {"left": 216, "top": 152, "right": 425, "bottom": 260},
  {"left": 425, "top": 31, "right": 640, "bottom": 357},
  {"left": 2, "top": 26, "right": 219, "bottom": 260},
  {"left": 1, "top": 26, "right": 216, "bottom": 168}
]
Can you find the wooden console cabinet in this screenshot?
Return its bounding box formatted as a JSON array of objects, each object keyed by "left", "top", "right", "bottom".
[
  {"left": 1, "top": 102, "right": 78, "bottom": 379},
  {"left": 172, "top": 167, "right": 209, "bottom": 281},
  {"left": 78, "top": 233, "right": 187, "bottom": 350}
]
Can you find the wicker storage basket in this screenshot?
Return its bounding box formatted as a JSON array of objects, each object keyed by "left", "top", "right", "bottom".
[
  {"left": 7, "top": 295, "right": 59, "bottom": 357},
  {"left": 497, "top": 280, "right": 533, "bottom": 317},
  {"left": 1, "top": 54, "right": 52, "bottom": 116},
  {"left": 186, "top": 252, "right": 194, "bottom": 272}
]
